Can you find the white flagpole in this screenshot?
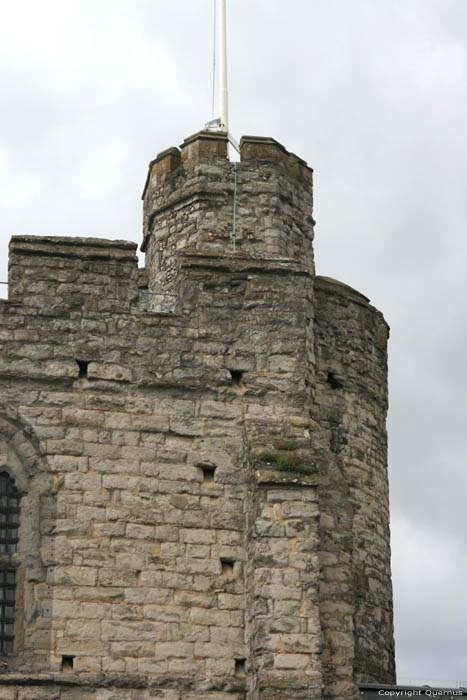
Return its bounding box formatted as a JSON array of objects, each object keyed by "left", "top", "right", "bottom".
[
  {"left": 205, "top": 0, "right": 239, "bottom": 152},
  {"left": 218, "top": 0, "right": 228, "bottom": 132}
]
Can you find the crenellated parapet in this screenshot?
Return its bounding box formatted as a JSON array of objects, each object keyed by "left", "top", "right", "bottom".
[
  {"left": 142, "top": 131, "right": 315, "bottom": 293},
  {"left": 8, "top": 236, "right": 139, "bottom": 313}
]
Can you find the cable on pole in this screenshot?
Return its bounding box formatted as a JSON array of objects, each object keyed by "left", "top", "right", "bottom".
[{"left": 233, "top": 161, "right": 237, "bottom": 253}]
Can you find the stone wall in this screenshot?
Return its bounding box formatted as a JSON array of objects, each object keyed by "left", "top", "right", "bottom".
[
  {"left": 313, "top": 277, "right": 394, "bottom": 696},
  {"left": 0, "top": 132, "right": 395, "bottom": 699}
]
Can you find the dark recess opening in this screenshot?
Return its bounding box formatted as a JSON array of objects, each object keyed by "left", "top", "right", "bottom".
[
  {"left": 220, "top": 559, "right": 235, "bottom": 576},
  {"left": 327, "top": 372, "right": 343, "bottom": 389},
  {"left": 201, "top": 466, "right": 216, "bottom": 483},
  {"left": 229, "top": 369, "right": 243, "bottom": 385},
  {"left": 61, "top": 655, "right": 74, "bottom": 671},
  {"left": 77, "top": 360, "right": 89, "bottom": 378},
  {"left": 235, "top": 659, "right": 246, "bottom": 676}
]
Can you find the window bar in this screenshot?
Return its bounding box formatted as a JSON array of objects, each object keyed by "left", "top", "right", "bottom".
[{"left": 0, "top": 472, "right": 20, "bottom": 655}]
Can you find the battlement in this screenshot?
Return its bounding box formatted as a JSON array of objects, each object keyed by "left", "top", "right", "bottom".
[
  {"left": 142, "top": 132, "right": 313, "bottom": 197},
  {"left": 8, "top": 236, "right": 139, "bottom": 312},
  {"left": 142, "top": 131, "right": 315, "bottom": 293}
]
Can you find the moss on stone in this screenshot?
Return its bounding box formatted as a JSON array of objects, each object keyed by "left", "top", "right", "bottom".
[
  {"left": 272, "top": 440, "right": 297, "bottom": 451},
  {"left": 168, "top": 165, "right": 186, "bottom": 188},
  {"left": 258, "top": 452, "right": 314, "bottom": 475}
]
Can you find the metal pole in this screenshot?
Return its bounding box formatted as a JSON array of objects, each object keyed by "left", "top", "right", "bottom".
[{"left": 218, "top": 0, "right": 228, "bottom": 131}]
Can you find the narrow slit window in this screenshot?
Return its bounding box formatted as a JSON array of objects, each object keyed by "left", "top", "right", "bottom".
[
  {"left": 77, "top": 360, "right": 89, "bottom": 378},
  {"left": 327, "top": 372, "right": 343, "bottom": 390},
  {"left": 235, "top": 658, "right": 246, "bottom": 676},
  {"left": 201, "top": 466, "right": 216, "bottom": 483},
  {"left": 61, "top": 655, "right": 74, "bottom": 671},
  {"left": 221, "top": 559, "right": 235, "bottom": 576},
  {"left": 229, "top": 369, "right": 243, "bottom": 386}
]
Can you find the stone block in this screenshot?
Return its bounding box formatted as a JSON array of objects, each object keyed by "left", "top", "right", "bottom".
[
  {"left": 143, "top": 604, "right": 187, "bottom": 623},
  {"left": 179, "top": 623, "right": 210, "bottom": 642},
  {"left": 48, "top": 566, "right": 97, "bottom": 586},
  {"left": 18, "top": 690, "right": 60, "bottom": 700},
  {"left": 55, "top": 637, "right": 107, "bottom": 655},
  {"left": 124, "top": 587, "right": 173, "bottom": 605},
  {"left": 190, "top": 608, "right": 231, "bottom": 627},
  {"left": 185, "top": 544, "right": 210, "bottom": 558},
  {"left": 126, "top": 523, "right": 155, "bottom": 539},
  {"left": 274, "top": 653, "right": 311, "bottom": 669},
  {"left": 0, "top": 690, "right": 16, "bottom": 700},
  {"left": 180, "top": 131, "right": 228, "bottom": 168},
  {"left": 180, "top": 528, "right": 216, "bottom": 544},
  {"left": 206, "top": 657, "right": 235, "bottom": 676},
  {"left": 64, "top": 472, "right": 102, "bottom": 491},
  {"left": 155, "top": 641, "right": 195, "bottom": 658},
  {"left": 88, "top": 362, "right": 132, "bottom": 382},
  {"left": 111, "top": 640, "right": 156, "bottom": 657},
  {"left": 217, "top": 593, "right": 246, "bottom": 610},
  {"left": 194, "top": 641, "right": 238, "bottom": 659},
  {"left": 65, "top": 618, "right": 101, "bottom": 637},
  {"left": 174, "top": 591, "right": 216, "bottom": 608},
  {"left": 281, "top": 502, "right": 319, "bottom": 519},
  {"left": 210, "top": 625, "right": 245, "bottom": 644},
  {"left": 137, "top": 658, "right": 169, "bottom": 674},
  {"left": 132, "top": 414, "right": 170, "bottom": 432},
  {"left": 98, "top": 568, "right": 138, "bottom": 587},
  {"left": 176, "top": 557, "right": 219, "bottom": 576},
  {"left": 200, "top": 401, "right": 242, "bottom": 418}
]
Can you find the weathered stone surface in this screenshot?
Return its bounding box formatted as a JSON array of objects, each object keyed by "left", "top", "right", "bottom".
[{"left": 0, "top": 131, "right": 394, "bottom": 700}]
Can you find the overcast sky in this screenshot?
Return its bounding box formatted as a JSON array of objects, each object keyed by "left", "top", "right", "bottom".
[{"left": 1, "top": 0, "right": 466, "bottom": 686}]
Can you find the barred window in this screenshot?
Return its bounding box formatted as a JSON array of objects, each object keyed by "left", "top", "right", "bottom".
[
  {"left": 0, "top": 472, "right": 20, "bottom": 654},
  {"left": 0, "top": 571, "right": 15, "bottom": 653}
]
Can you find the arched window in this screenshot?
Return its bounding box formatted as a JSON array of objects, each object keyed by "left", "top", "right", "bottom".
[
  {"left": 0, "top": 405, "right": 47, "bottom": 665},
  {"left": 0, "top": 471, "right": 21, "bottom": 654}
]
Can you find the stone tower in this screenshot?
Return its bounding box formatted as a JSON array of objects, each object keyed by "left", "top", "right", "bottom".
[{"left": 0, "top": 130, "right": 395, "bottom": 700}]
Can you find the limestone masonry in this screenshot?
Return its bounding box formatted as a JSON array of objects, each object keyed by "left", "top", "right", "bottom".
[{"left": 0, "top": 131, "right": 395, "bottom": 700}]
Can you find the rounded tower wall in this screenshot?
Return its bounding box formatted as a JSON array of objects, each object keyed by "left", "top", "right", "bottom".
[{"left": 312, "top": 276, "right": 395, "bottom": 690}]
